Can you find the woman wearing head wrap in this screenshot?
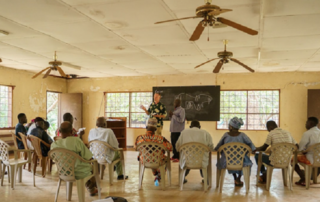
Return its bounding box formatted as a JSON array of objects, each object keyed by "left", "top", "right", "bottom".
[{"left": 215, "top": 117, "right": 256, "bottom": 186}]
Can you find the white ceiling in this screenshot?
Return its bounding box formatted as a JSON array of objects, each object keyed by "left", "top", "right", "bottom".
[{"left": 0, "top": 0, "right": 320, "bottom": 77}]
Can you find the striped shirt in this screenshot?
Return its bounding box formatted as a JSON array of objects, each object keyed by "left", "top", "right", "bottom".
[{"left": 265, "top": 128, "right": 296, "bottom": 146}]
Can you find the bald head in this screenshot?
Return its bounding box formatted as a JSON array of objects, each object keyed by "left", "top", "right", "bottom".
[
  {"left": 96, "top": 117, "right": 107, "bottom": 128},
  {"left": 59, "top": 121, "right": 73, "bottom": 138}
]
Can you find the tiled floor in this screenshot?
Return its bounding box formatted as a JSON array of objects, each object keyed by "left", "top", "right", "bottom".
[{"left": 1, "top": 151, "right": 320, "bottom": 202}]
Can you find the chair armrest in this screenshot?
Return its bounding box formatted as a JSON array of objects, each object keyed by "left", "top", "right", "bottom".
[
  {"left": 116, "top": 148, "right": 124, "bottom": 151},
  {"left": 40, "top": 140, "right": 51, "bottom": 148}
]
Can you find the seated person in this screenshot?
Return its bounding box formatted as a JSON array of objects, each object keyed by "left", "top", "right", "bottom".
[
  {"left": 56, "top": 113, "right": 84, "bottom": 139},
  {"left": 30, "top": 117, "right": 53, "bottom": 157},
  {"left": 135, "top": 118, "right": 172, "bottom": 182},
  {"left": 295, "top": 117, "right": 320, "bottom": 186},
  {"left": 51, "top": 122, "right": 98, "bottom": 196},
  {"left": 88, "top": 117, "right": 128, "bottom": 180},
  {"left": 175, "top": 120, "right": 214, "bottom": 184},
  {"left": 215, "top": 117, "right": 256, "bottom": 187},
  {"left": 255, "top": 120, "right": 298, "bottom": 183},
  {"left": 15, "top": 113, "right": 28, "bottom": 149}
]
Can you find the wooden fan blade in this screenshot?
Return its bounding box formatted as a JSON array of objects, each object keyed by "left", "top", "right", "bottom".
[
  {"left": 155, "top": 16, "right": 200, "bottom": 24},
  {"left": 213, "top": 60, "right": 224, "bottom": 73},
  {"left": 189, "top": 21, "right": 205, "bottom": 41},
  {"left": 217, "top": 17, "right": 258, "bottom": 35},
  {"left": 32, "top": 67, "right": 51, "bottom": 79},
  {"left": 195, "top": 58, "right": 219, "bottom": 69},
  {"left": 208, "top": 9, "right": 232, "bottom": 16},
  {"left": 43, "top": 68, "right": 51, "bottom": 79},
  {"left": 0, "top": 58, "right": 2, "bottom": 62},
  {"left": 230, "top": 58, "right": 255, "bottom": 72},
  {"left": 56, "top": 66, "right": 66, "bottom": 77}
]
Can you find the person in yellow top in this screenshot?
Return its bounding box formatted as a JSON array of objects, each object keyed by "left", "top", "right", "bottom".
[{"left": 51, "top": 121, "right": 98, "bottom": 196}]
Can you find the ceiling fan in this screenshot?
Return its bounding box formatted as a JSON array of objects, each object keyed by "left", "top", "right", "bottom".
[
  {"left": 155, "top": 0, "right": 258, "bottom": 41},
  {"left": 32, "top": 51, "right": 66, "bottom": 79},
  {"left": 195, "top": 40, "right": 255, "bottom": 73}
]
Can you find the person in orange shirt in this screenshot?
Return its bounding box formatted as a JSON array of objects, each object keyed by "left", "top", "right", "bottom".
[{"left": 55, "top": 113, "right": 84, "bottom": 139}]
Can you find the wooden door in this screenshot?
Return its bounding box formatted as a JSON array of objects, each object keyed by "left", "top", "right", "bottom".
[
  {"left": 59, "top": 93, "right": 83, "bottom": 130},
  {"left": 308, "top": 90, "right": 320, "bottom": 127}
]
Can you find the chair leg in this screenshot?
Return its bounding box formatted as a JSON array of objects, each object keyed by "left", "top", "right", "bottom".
[
  {"left": 243, "top": 167, "right": 250, "bottom": 194},
  {"left": 55, "top": 179, "right": 61, "bottom": 202},
  {"left": 95, "top": 174, "right": 101, "bottom": 199},
  {"left": 76, "top": 179, "right": 86, "bottom": 202},
  {"left": 121, "top": 159, "right": 126, "bottom": 182},
  {"left": 160, "top": 166, "right": 166, "bottom": 191},
  {"left": 219, "top": 169, "right": 226, "bottom": 193},
  {"left": 216, "top": 168, "right": 221, "bottom": 188},
  {"left": 202, "top": 168, "right": 208, "bottom": 192},
  {"left": 180, "top": 168, "right": 186, "bottom": 191},
  {"left": 10, "top": 165, "right": 17, "bottom": 190},
  {"left": 306, "top": 166, "right": 312, "bottom": 190},
  {"left": 18, "top": 166, "right": 22, "bottom": 183},
  {"left": 42, "top": 157, "right": 47, "bottom": 177},
  {"left": 288, "top": 166, "right": 293, "bottom": 191},
  {"left": 100, "top": 164, "right": 104, "bottom": 180},
  {"left": 266, "top": 166, "right": 274, "bottom": 191},
  {"left": 138, "top": 164, "right": 145, "bottom": 190},
  {"left": 108, "top": 164, "right": 113, "bottom": 185},
  {"left": 313, "top": 167, "right": 318, "bottom": 184},
  {"left": 1, "top": 164, "right": 5, "bottom": 186},
  {"left": 282, "top": 168, "right": 288, "bottom": 186},
  {"left": 33, "top": 155, "right": 38, "bottom": 175},
  {"left": 66, "top": 182, "right": 73, "bottom": 201}
]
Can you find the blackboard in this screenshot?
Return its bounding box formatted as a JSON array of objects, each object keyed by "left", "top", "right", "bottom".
[{"left": 153, "top": 86, "right": 220, "bottom": 121}]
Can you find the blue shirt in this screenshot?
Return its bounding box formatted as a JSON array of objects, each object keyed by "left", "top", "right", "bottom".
[
  {"left": 30, "top": 126, "right": 53, "bottom": 157},
  {"left": 15, "top": 123, "right": 27, "bottom": 149},
  {"left": 169, "top": 106, "right": 186, "bottom": 133}
]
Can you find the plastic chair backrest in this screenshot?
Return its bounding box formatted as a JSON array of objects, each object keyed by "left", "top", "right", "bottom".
[
  {"left": 136, "top": 142, "right": 168, "bottom": 169},
  {"left": 48, "top": 148, "right": 80, "bottom": 182},
  {"left": 269, "top": 143, "right": 297, "bottom": 168},
  {"left": 305, "top": 143, "right": 320, "bottom": 167},
  {"left": 18, "top": 132, "right": 29, "bottom": 149},
  {"left": 179, "top": 142, "right": 210, "bottom": 169},
  {"left": 11, "top": 132, "right": 20, "bottom": 149},
  {"left": 218, "top": 142, "right": 252, "bottom": 170},
  {"left": 28, "top": 135, "right": 43, "bottom": 158},
  {"left": 89, "top": 140, "right": 115, "bottom": 164},
  {"left": 0, "top": 140, "right": 10, "bottom": 162}
]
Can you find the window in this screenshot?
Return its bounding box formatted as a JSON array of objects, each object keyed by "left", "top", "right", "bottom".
[
  {"left": 0, "top": 85, "right": 13, "bottom": 128},
  {"left": 105, "top": 92, "right": 153, "bottom": 128},
  {"left": 218, "top": 90, "right": 280, "bottom": 130},
  {"left": 46, "top": 92, "right": 60, "bottom": 136}
]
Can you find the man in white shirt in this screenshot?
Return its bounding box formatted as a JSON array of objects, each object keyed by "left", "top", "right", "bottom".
[
  {"left": 255, "top": 120, "right": 298, "bottom": 183},
  {"left": 294, "top": 117, "right": 320, "bottom": 186},
  {"left": 175, "top": 120, "right": 214, "bottom": 183},
  {"left": 88, "top": 117, "right": 128, "bottom": 180}
]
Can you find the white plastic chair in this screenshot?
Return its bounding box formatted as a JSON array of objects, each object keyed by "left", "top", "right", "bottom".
[
  {"left": 89, "top": 140, "right": 125, "bottom": 185},
  {"left": 216, "top": 142, "right": 252, "bottom": 194},
  {"left": 0, "top": 140, "right": 32, "bottom": 190},
  {"left": 136, "top": 142, "right": 171, "bottom": 190},
  {"left": 297, "top": 143, "right": 320, "bottom": 189},
  {"left": 178, "top": 142, "right": 212, "bottom": 192},
  {"left": 49, "top": 148, "right": 101, "bottom": 202},
  {"left": 264, "top": 143, "right": 297, "bottom": 191}
]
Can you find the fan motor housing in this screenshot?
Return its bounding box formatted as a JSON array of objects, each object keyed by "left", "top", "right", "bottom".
[
  {"left": 217, "top": 51, "right": 233, "bottom": 59},
  {"left": 49, "top": 61, "right": 62, "bottom": 66},
  {"left": 196, "top": 4, "right": 221, "bottom": 17}
]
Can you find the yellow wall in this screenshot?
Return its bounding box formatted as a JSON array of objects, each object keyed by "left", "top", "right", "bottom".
[
  {"left": 0, "top": 66, "right": 67, "bottom": 127},
  {"left": 67, "top": 72, "right": 320, "bottom": 147}
]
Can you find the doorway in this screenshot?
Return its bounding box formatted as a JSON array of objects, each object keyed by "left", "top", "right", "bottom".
[{"left": 46, "top": 91, "right": 60, "bottom": 136}]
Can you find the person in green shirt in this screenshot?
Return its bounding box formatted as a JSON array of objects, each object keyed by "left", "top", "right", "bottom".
[
  {"left": 141, "top": 93, "right": 167, "bottom": 135},
  {"left": 51, "top": 122, "right": 98, "bottom": 196}
]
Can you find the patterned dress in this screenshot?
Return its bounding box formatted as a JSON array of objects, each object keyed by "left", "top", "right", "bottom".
[
  {"left": 135, "top": 131, "right": 172, "bottom": 176},
  {"left": 148, "top": 102, "right": 167, "bottom": 127}
]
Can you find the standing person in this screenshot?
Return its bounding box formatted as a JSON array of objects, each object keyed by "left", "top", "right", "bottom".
[
  {"left": 88, "top": 117, "right": 128, "bottom": 180},
  {"left": 51, "top": 122, "right": 98, "bottom": 196},
  {"left": 56, "top": 113, "right": 85, "bottom": 139},
  {"left": 175, "top": 120, "right": 214, "bottom": 184},
  {"left": 135, "top": 118, "right": 172, "bottom": 182},
  {"left": 15, "top": 113, "right": 28, "bottom": 149},
  {"left": 294, "top": 117, "right": 320, "bottom": 186},
  {"left": 254, "top": 120, "right": 298, "bottom": 183},
  {"left": 169, "top": 99, "right": 185, "bottom": 162},
  {"left": 140, "top": 92, "right": 167, "bottom": 135},
  {"left": 215, "top": 117, "right": 256, "bottom": 187}
]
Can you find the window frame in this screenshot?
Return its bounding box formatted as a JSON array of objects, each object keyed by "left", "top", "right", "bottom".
[
  {"left": 0, "top": 84, "right": 14, "bottom": 130},
  {"left": 104, "top": 91, "right": 153, "bottom": 128},
  {"left": 216, "top": 89, "right": 281, "bottom": 131}
]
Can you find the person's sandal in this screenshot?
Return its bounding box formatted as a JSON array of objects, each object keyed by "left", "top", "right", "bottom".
[
  {"left": 89, "top": 188, "right": 98, "bottom": 196},
  {"left": 295, "top": 180, "right": 307, "bottom": 186},
  {"left": 234, "top": 180, "right": 244, "bottom": 187},
  {"left": 259, "top": 176, "right": 266, "bottom": 184}
]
